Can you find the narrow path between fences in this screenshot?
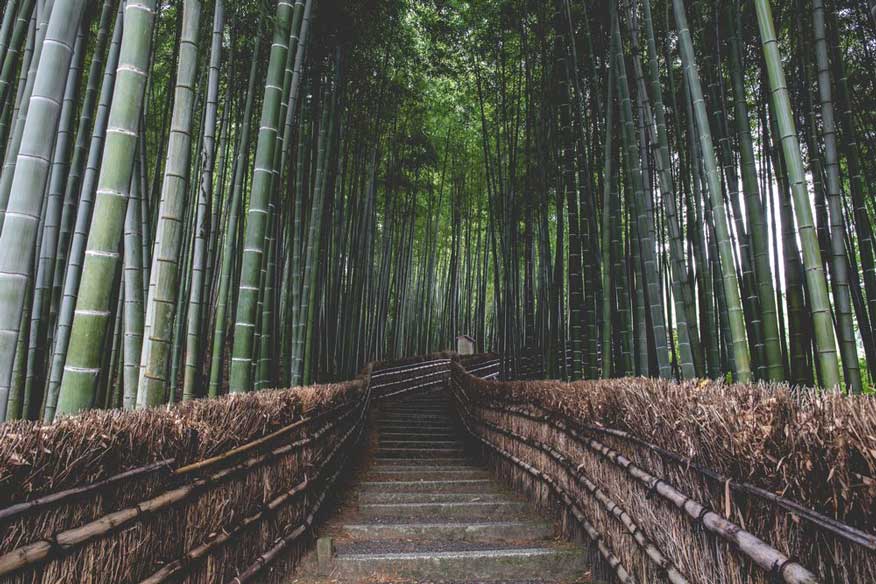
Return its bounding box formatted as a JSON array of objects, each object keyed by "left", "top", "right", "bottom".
[
  {"left": 0, "top": 353, "right": 872, "bottom": 583},
  {"left": 291, "top": 380, "right": 589, "bottom": 583}
]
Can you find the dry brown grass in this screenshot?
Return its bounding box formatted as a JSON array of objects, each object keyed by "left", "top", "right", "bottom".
[
  {"left": 0, "top": 381, "right": 360, "bottom": 506},
  {"left": 453, "top": 363, "right": 876, "bottom": 583},
  {"left": 0, "top": 378, "right": 366, "bottom": 583},
  {"left": 457, "top": 367, "right": 876, "bottom": 527}
]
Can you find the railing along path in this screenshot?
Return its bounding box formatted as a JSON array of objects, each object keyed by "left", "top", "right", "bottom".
[{"left": 0, "top": 353, "right": 872, "bottom": 583}]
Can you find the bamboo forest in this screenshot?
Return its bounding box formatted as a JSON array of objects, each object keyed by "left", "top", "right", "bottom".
[{"left": 0, "top": 0, "right": 875, "bottom": 583}]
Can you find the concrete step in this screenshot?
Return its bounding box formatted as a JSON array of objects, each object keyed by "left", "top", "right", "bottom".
[
  {"left": 378, "top": 432, "right": 458, "bottom": 441},
  {"left": 357, "top": 479, "right": 497, "bottom": 493},
  {"left": 377, "top": 425, "right": 456, "bottom": 434},
  {"left": 358, "top": 492, "right": 508, "bottom": 504},
  {"left": 382, "top": 404, "right": 451, "bottom": 412},
  {"left": 370, "top": 459, "right": 478, "bottom": 468},
  {"left": 364, "top": 471, "right": 490, "bottom": 482},
  {"left": 395, "top": 389, "right": 447, "bottom": 399},
  {"left": 359, "top": 500, "right": 529, "bottom": 519},
  {"left": 341, "top": 520, "right": 554, "bottom": 543},
  {"left": 381, "top": 407, "right": 451, "bottom": 415},
  {"left": 391, "top": 399, "right": 449, "bottom": 407},
  {"left": 382, "top": 409, "right": 453, "bottom": 416},
  {"left": 378, "top": 420, "right": 456, "bottom": 428},
  {"left": 370, "top": 460, "right": 475, "bottom": 469},
  {"left": 375, "top": 449, "right": 466, "bottom": 460},
  {"left": 380, "top": 416, "right": 455, "bottom": 425},
  {"left": 378, "top": 440, "right": 464, "bottom": 450},
  {"left": 331, "top": 542, "right": 589, "bottom": 582}
]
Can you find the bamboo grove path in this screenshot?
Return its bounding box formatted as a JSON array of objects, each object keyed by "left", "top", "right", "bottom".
[
  {"left": 291, "top": 385, "right": 590, "bottom": 583},
  {"left": 1, "top": 354, "right": 868, "bottom": 584}
]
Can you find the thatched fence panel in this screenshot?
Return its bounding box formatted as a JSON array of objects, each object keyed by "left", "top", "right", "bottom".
[
  {"left": 0, "top": 357, "right": 456, "bottom": 584},
  {"left": 451, "top": 360, "right": 876, "bottom": 584},
  {"left": 2, "top": 354, "right": 873, "bottom": 584}
]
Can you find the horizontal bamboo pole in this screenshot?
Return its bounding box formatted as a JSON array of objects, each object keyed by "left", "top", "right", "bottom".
[
  {"left": 227, "top": 379, "right": 373, "bottom": 583},
  {"left": 0, "top": 389, "right": 362, "bottom": 527},
  {"left": 140, "top": 398, "right": 365, "bottom": 583},
  {"left": 581, "top": 423, "right": 876, "bottom": 550},
  {"left": 452, "top": 391, "right": 637, "bottom": 584},
  {"left": 460, "top": 360, "right": 873, "bottom": 549},
  {"left": 174, "top": 395, "right": 358, "bottom": 476},
  {"left": 450, "top": 372, "right": 821, "bottom": 584},
  {"left": 464, "top": 361, "right": 500, "bottom": 376},
  {"left": 0, "top": 396, "right": 363, "bottom": 578},
  {"left": 377, "top": 378, "right": 447, "bottom": 400},
  {"left": 370, "top": 359, "right": 451, "bottom": 378},
  {"left": 0, "top": 459, "right": 174, "bottom": 525},
  {"left": 371, "top": 368, "right": 448, "bottom": 391},
  {"left": 459, "top": 397, "right": 689, "bottom": 583}
]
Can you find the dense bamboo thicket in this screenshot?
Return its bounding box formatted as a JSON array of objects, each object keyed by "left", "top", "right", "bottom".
[{"left": 0, "top": 0, "right": 875, "bottom": 425}]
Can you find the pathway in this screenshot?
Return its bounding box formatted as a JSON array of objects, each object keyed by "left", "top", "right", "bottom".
[{"left": 289, "top": 387, "right": 590, "bottom": 583}]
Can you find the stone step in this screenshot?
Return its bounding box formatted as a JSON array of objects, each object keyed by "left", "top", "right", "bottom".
[
  {"left": 380, "top": 415, "right": 455, "bottom": 425},
  {"left": 330, "top": 543, "right": 589, "bottom": 582},
  {"left": 357, "top": 479, "right": 496, "bottom": 493},
  {"left": 340, "top": 520, "right": 554, "bottom": 543},
  {"left": 377, "top": 425, "right": 456, "bottom": 434},
  {"left": 386, "top": 400, "right": 449, "bottom": 409},
  {"left": 369, "top": 461, "right": 480, "bottom": 469},
  {"left": 380, "top": 415, "right": 452, "bottom": 423},
  {"left": 378, "top": 431, "right": 458, "bottom": 441},
  {"left": 383, "top": 403, "right": 450, "bottom": 411},
  {"left": 370, "top": 460, "right": 475, "bottom": 469},
  {"left": 364, "top": 472, "right": 489, "bottom": 482},
  {"left": 379, "top": 440, "right": 464, "bottom": 450},
  {"left": 377, "top": 416, "right": 459, "bottom": 432},
  {"left": 394, "top": 388, "right": 447, "bottom": 399},
  {"left": 358, "top": 492, "right": 508, "bottom": 504},
  {"left": 375, "top": 449, "right": 466, "bottom": 460},
  {"left": 380, "top": 410, "right": 452, "bottom": 417},
  {"left": 359, "top": 500, "right": 529, "bottom": 519},
  {"left": 382, "top": 404, "right": 451, "bottom": 412}
]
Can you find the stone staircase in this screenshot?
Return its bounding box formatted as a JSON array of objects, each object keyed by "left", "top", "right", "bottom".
[{"left": 289, "top": 388, "right": 590, "bottom": 583}]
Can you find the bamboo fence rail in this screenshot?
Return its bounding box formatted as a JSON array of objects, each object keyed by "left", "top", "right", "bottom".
[
  {"left": 0, "top": 358, "right": 446, "bottom": 584},
  {"left": 451, "top": 361, "right": 874, "bottom": 584},
  {"left": 1, "top": 354, "right": 872, "bottom": 584}
]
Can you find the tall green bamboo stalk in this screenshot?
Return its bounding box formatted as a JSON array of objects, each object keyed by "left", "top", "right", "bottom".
[
  {"left": 43, "top": 1, "right": 123, "bottom": 421},
  {"left": 672, "top": 0, "right": 751, "bottom": 382},
  {"left": 753, "top": 0, "right": 840, "bottom": 389},
  {"left": 0, "top": 0, "right": 87, "bottom": 420},
  {"left": 229, "top": 0, "right": 294, "bottom": 393},
  {"left": 56, "top": 0, "right": 158, "bottom": 416},
  {"left": 183, "top": 0, "right": 223, "bottom": 401},
  {"left": 812, "top": 0, "right": 862, "bottom": 393}
]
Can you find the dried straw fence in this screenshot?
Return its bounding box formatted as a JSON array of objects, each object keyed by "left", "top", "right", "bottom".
[
  {"left": 451, "top": 356, "right": 876, "bottom": 584},
  {"left": 3, "top": 353, "right": 873, "bottom": 583},
  {"left": 0, "top": 356, "right": 452, "bottom": 584}
]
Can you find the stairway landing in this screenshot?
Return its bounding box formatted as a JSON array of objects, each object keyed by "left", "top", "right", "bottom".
[{"left": 288, "top": 389, "right": 590, "bottom": 583}]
